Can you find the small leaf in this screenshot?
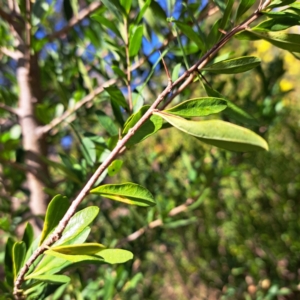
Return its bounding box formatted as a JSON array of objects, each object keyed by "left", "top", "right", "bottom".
[
  {"left": 22, "top": 223, "right": 34, "bottom": 250},
  {"left": 105, "top": 86, "right": 128, "bottom": 108},
  {"left": 97, "top": 249, "right": 133, "bottom": 264},
  {"left": 165, "top": 97, "right": 227, "bottom": 117},
  {"left": 129, "top": 25, "right": 144, "bottom": 57},
  {"left": 26, "top": 274, "right": 70, "bottom": 284},
  {"left": 236, "top": 0, "right": 256, "bottom": 21},
  {"left": 108, "top": 159, "right": 123, "bottom": 176},
  {"left": 56, "top": 206, "right": 99, "bottom": 245},
  {"left": 122, "top": 105, "right": 163, "bottom": 146},
  {"left": 90, "top": 183, "right": 155, "bottom": 207},
  {"left": 51, "top": 243, "right": 106, "bottom": 255},
  {"left": 96, "top": 110, "right": 119, "bottom": 136},
  {"left": 12, "top": 242, "right": 26, "bottom": 280},
  {"left": 120, "top": 0, "right": 132, "bottom": 14},
  {"left": 39, "top": 195, "right": 70, "bottom": 246},
  {"left": 174, "top": 21, "right": 204, "bottom": 50},
  {"left": 4, "top": 237, "right": 14, "bottom": 287},
  {"left": 171, "top": 63, "right": 182, "bottom": 82},
  {"left": 202, "top": 56, "right": 261, "bottom": 74},
  {"left": 155, "top": 112, "right": 268, "bottom": 152}
]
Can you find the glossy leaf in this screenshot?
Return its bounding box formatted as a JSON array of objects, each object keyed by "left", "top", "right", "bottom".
[
  {"left": 26, "top": 274, "right": 70, "bottom": 284},
  {"left": 122, "top": 105, "right": 163, "bottom": 146},
  {"left": 105, "top": 86, "right": 128, "bottom": 109},
  {"left": 56, "top": 206, "right": 99, "bottom": 246},
  {"left": 51, "top": 243, "right": 106, "bottom": 255},
  {"left": 108, "top": 159, "right": 123, "bottom": 176},
  {"left": 236, "top": 30, "right": 300, "bottom": 53},
  {"left": 155, "top": 112, "right": 268, "bottom": 152},
  {"left": 254, "top": 15, "right": 300, "bottom": 31},
  {"left": 39, "top": 195, "right": 70, "bottom": 246},
  {"left": 236, "top": 0, "right": 256, "bottom": 21},
  {"left": 165, "top": 97, "right": 227, "bottom": 117},
  {"left": 12, "top": 242, "right": 26, "bottom": 280},
  {"left": 203, "top": 83, "right": 258, "bottom": 125},
  {"left": 220, "top": 0, "right": 234, "bottom": 32},
  {"left": 22, "top": 222, "right": 34, "bottom": 250},
  {"left": 174, "top": 21, "right": 204, "bottom": 50},
  {"left": 90, "top": 183, "right": 155, "bottom": 207},
  {"left": 97, "top": 249, "right": 133, "bottom": 264},
  {"left": 202, "top": 56, "right": 261, "bottom": 74},
  {"left": 129, "top": 25, "right": 144, "bottom": 57}
]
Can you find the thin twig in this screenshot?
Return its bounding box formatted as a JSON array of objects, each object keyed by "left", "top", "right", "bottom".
[
  {"left": 47, "top": 2, "right": 102, "bottom": 41},
  {"left": 36, "top": 79, "right": 116, "bottom": 136},
  {"left": 13, "top": 1, "right": 271, "bottom": 297},
  {"left": 0, "top": 47, "right": 22, "bottom": 60},
  {"left": 0, "top": 103, "right": 20, "bottom": 116},
  {"left": 117, "top": 198, "right": 194, "bottom": 247}
]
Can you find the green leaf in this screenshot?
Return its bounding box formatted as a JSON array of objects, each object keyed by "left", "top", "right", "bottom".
[
  {"left": 236, "top": 30, "right": 300, "bottom": 53},
  {"left": 51, "top": 243, "right": 106, "bottom": 255},
  {"left": 165, "top": 97, "right": 227, "bottom": 117},
  {"left": 122, "top": 105, "right": 163, "bottom": 146},
  {"left": 22, "top": 223, "right": 34, "bottom": 250},
  {"left": 101, "top": 0, "right": 124, "bottom": 21},
  {"left": 56, "top": 206, "right": 99, "bottom": 245},
  {"left": 90, "top": 183, "right": 155, "bottom": 207},
  {"left": 129, "top": 25, "right": 144, "bottom": 57},
  {"left": 39, "top": 195, "right": 70, "bottom": 246},
  {"left": 44, "top": 249, "right": 104, "bottom": 263},
  {"left": 12, "top": 242, "right": 26, "bottom": 280},
  {"left": 203, "top": 83, "right": 258, "bottom": 125},
  {"left": 155, "top": 112, "right": 268, "bottom": 152},
  {"left": 174, "top": 21, "right": 204, "bottom": 50},
  {"left": 202, "top": 56, "right": 261, "bottom": 74},
  {"left": 171, "top": 63, "right": 182, "bottom": 82},
  {"left": 236, "top": 0, "right": 256, "bottom": 21},
  {"left": 97, "top": 249, "right": 133, "bottom": 264},
  {"left": 96, "top": 110, "right": 119, "bottom": 136},
  {"left": 108, "top": 159, "right": 123, "bottom": 176},
  {"left": 136, "top": 0, "right": 151, "bottom": 23},
  {"left": 105, "top": 86, "right": 128, "bottom": 109},
  {"left": 26, "top": 274, "right": 70, "bottom": 284},
  {"left": 254, "top": 15, "right": 300, "bottom": 31},
  {"left": 4, "top": 237, "right": 14, "bottom": 287},
  {"left": 120, "top": 0, "right": 132, "bottom": 14},
  {"left": 91, "top": 14, "right": 121, "bottom": 38},
  {"left": 267, "top": 0, "right": 296, "bottom": 9},
  {"left": 219, "top": 0, "right": 234, "bottom": 32}
]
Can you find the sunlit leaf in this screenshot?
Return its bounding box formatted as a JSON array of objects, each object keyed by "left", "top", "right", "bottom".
[
  {"left": 267, "top": 0, "right": 296, "bottom": 8},
  {"left": 236, "top": 0, "right": 256, "bottom": 21},
  {"left": 129, "top": 25, "right": 144, "bottom": 57},
  {"left": 97, "top": 249, "right": 133, "bottom": 264},
  {"left": 22, "top": 223, "right": 34, "bottom": 251},
  {"left": 165, "top": 97, "right": 227, "bottom": 117},
  {"left": 90, "top": 183, "right": 155, "bottom": 207},
  {"left": 12, "top": 242, "right": 26, "bottom": 280},
  {"left": 26, "top": 274, "right": 70, "bottom": 284},
  {"left": 108, "top": 159, "right": 123, "bottom": 176},
  {"left": 105, "top": 86, "right": 128, "bottom": 109},
  {"left": 51, "top": 243, "right": 106, "bottom": 255},
  {"left": 155, "top": 112, "right": 268, "bottom": 152}
]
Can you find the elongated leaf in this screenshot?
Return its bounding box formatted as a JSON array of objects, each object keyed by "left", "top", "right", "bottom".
[
  {"left": 203, "top": 83, "right": 258, "bottom": 125},
  {"left": 44, "top": 249, "right": 104, "bottom": 263},
  {"left": 101, "top": 0, "right": 124, "bottom": 21},
  {"left": 12, "top": 242, "right": 26, "bottom": 280},
  {"left": 96, "top": 110, "right": 119, "bottom": 136},
  {"left": 4, "top": 237, "right": 14, "bottom": 287},
  {"left": 27, "top": 274, "right": 70, "bottom": 284},
  {"left": 97, "top": 249, "right": 133, "bottom": 264},
  {"left": 236, "top": 0, "right": 256, "bottom": 21},
  {"left": 120, "top": 0, "right": 132, "bottom": 14},
  {"left": 51, "top": 243, "right": 106, "bottom": 255},
  {"left": 136, "top": 0, "right": 151, "bottom": 23},
  {"left": 108, "top": 159, "right": 123, "bottom": 176},
  {"left": 122, "top": 105, "right": 163, "bottom": 146},
  {"left": 39, "top": 195, "right": 70, "bottom": 246},
  {"left": 56, "top": 206, "right": 99, "bottom": 245},
  {"left": 236, "top": 30, "right": 300, "bottom": 53},
  {"left": 165, "top": 97, "right": 227, "bottom": 117},
  {"left": 254, "top": 15, "right": 300, "bottom": 32},
  {"left": 90, "top": 183, "right": 155, "bottom": 207},
  {"left": 129, "top": 25, "right": 144, "bottom": 57},
  {"left": 105, "top": 86, "right": 128, "bottom": 108},
  {"left": 22, "top": 222, "right": 34, "bottom": 250},
  {"left": 174, "top": 21, "right": 204, "bottom": 50},
  {"left": 155, "top": 112, "right": 268, "bottom": 152},
  {"left": 202, "top": 56, "right": 261, "bottom": 74},
  {"left": 220, "top": 0, "right": 234, "bottom": 31},
  {"left": 91, "top": 14, "right": 121, "bottom": 38},
  {"left": 267, "top": 0, "right": 296, "bottom": 8}
]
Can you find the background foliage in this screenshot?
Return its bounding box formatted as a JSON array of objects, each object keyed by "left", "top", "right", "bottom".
[{"left": 1, "top": 0, "right": 300, "bottom": 299}]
